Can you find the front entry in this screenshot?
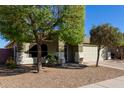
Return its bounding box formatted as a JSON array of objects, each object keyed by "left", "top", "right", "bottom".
[
  {"left": 29, "top": 44, "right": 48, "bottom": 57},
  {"left": 64, "top": 44, "right": 78, "bottom": 63}
]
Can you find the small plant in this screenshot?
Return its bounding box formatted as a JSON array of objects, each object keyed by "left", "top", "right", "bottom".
[
  {"left": 6, "top": 57, "right": 16, "bottom": 69},
  {"left": 45, "top": 54, "right": 58, "bottom": 65}
]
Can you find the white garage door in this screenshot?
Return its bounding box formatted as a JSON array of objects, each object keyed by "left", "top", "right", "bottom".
[
  {"left": 83, "top": 45, "right": 105, "bottom": 63},
  {"left": 83, "top": 45, "right": 98, "bottom": 62}
]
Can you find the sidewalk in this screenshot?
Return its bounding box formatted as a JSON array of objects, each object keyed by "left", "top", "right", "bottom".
[{"left": 82, "top": 76, "right": 124, "bottom": 88}]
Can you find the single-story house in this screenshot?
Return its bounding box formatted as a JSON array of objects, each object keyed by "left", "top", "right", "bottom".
[{"left": 4, "top": 37, "right": 121, "bottom": 65}]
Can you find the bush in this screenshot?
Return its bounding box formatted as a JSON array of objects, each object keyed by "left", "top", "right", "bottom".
[
  {"left": 6, "top": 57, "right": 16, "bottom": 69},
  {"left": 45, "top": 54, "right": 58, "bottom": 65}
]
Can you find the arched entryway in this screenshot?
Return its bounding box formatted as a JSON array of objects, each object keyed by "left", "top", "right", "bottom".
[{"left": 29, "top": 44, "right": 48, "bottom": 57}]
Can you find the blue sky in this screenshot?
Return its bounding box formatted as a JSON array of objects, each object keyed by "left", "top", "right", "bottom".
[
  {"left": 0, "top": 36, "right": 8, "bottom": 48},
  {"left": 1, "top": 5, "right": 124, "bottom": 48},
  {"left": 85, "top": 5, "right": 124, "bottom": 36}
]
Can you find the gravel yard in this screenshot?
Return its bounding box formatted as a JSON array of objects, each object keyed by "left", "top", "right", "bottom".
[{"left": 0, "top": 66, "right": 124, "bottom": 88}]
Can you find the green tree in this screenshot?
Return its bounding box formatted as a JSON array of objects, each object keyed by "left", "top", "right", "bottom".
[
  {"left": 0, "top": 6, "right": 55, "bottom": 72},
  {"left": 90, "top": 24, "right": 119, "bottom": 67},
  {"left": 59, "top": 6, "right": 84, "bottom": 45},
  {"left": 117, "top": 32, "right": 124, "bottom": 46},
  {"left": 0, "top": 5, "right": 84, "bottom": 72},
  {"left": 116, "top": 32, "right": 124, "bottom": 59}
]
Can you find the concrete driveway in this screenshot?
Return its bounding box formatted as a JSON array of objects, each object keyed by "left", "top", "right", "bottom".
[
  {"left": 84, "top": 60, "right": 124, "bottom": 70},
  {"left": 82, "top": 76, "right": 124, "bottom": 88},
  {"left": 82, "top": 60, "right": 124, "bottom": 88},
  {"left": 100, "top": 60, "right": 124, "bottom": 70}
]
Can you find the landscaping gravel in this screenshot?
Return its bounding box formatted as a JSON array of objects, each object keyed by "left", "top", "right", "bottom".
[{"left": 0, "top": 66, "right": 124, "bottom": 88}]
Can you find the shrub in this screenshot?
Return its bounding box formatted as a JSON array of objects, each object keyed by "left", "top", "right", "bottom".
[
  {"left": 6, "top": 57, "right": 16, "bottom": 69},
  {"left": 45, "top": 54, "right": 58, "bottom": 64}
]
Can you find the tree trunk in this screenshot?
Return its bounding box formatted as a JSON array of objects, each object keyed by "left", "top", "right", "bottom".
[
  {"left": 120, "top": 47, "right": 123, "bottom": 60},
  {"left": 122, "top": 48, "right": 124, "bottom": 60},
  {"left": 36, "top": 43, "right": 42, "bottom": 73},
  {"left": 29, "top": 15, "right": 43, "bottom": 73},
  {"left": 96, "top": 45, "right": 101, "bottom": 67}
]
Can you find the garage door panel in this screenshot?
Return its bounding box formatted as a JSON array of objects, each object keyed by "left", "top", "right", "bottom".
[{"left": 83, "top": 46, "right": 102, "bottom": 62}]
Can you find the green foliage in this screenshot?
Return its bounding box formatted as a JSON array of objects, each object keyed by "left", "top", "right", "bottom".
[
  {"left": 59, "top": 5, "right": 85, "bottom": 45},
  {"left": 116, "top": 32, "right": 124, "bottom": 46},
  {"left": 45, "top": 54, "right": 58, "bottom": 64},
  {"left": 0, "top": 5, "right": 85, "bottom": 71},
  {"left": 90, "top": 24, "right": 119, "bottom": 47},
  {"left": 0, "top": 5, "right": 84, "bottom": 45},
  {"left": 90, "top": 24, "right": 120, "bottom": 67},
  {"left": 0, "top": 6, "right": 55, "bottom": 43},
  {"left": 6, "top": 57, "right": 16, "bottom": 69}
]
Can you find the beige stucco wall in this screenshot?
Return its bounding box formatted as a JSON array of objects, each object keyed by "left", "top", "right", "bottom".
[
  {"left": 16, "top": 41, "right": 108, "bottom": 65},
  {"left": 46, "top": 41, "right": 58, "bottom": 54},
  {"left": 16, "top": 43, "right": 35, "bottom": 65},
  {"left": 57, "top": 41, "right": 65, "bottom": 63},
  {"left": 75, "top": 44, "right": 83, "bottom": 63},
  {"left": 16, "top": 40, "right": 59, "bottom": 65},
  {"left": 57, "top": 42, "right": 81, "bottom": 63}
]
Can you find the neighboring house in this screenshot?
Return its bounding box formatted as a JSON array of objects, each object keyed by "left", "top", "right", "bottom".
[{"left": 5, "top": 37, "right": 111, "bottom": 65}]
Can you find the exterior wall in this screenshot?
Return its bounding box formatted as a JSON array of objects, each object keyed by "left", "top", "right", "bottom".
[
  {"left": 79, "top": 44, "right": 107, "bottom": 63},
  {"left": 76, "top": 44, "right": 83, "bottom": 63},
  {"left": 16, "top": 43, "right": 34, "bottom": 65},
  {"left": 15, "top": 41, "right": 108, "bottom": 65},
  {"left": 45, "top": 41, "right": 58, "bottom": 54},
  {"left": 16, "top": 40, "right": 59, "bottom": 65},
  {"left": 58, "top": 42, "right": 80, "bottom": 63},
  {"left": 57, "top": 41, "right": 65, "bottom": 64}
]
